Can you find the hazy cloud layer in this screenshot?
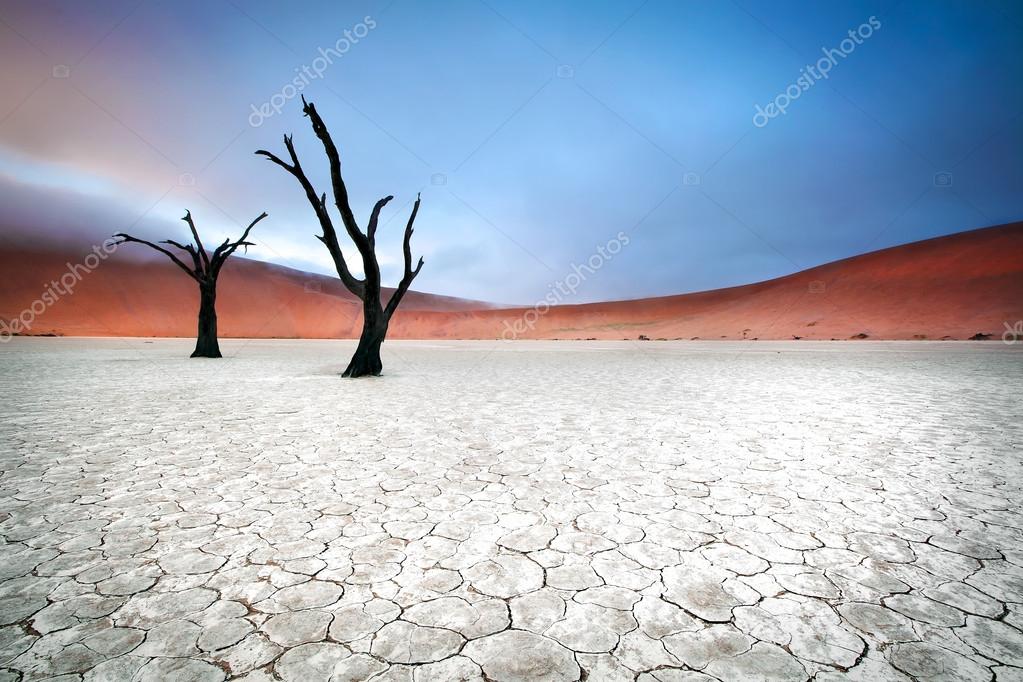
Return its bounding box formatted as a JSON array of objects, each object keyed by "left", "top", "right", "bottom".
[{"left": 1, "top": 0, "right": 1020, "bottom": 304}]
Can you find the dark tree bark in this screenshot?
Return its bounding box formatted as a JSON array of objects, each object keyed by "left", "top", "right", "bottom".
[
  {"left": 256, "top": 97, "right": 425, "bottom": 378},
  {"left": 194, "top": 282, "right": 220, "bottom": 358},
  {"left": 113, "top": 211, "right": 267, "bottom": 358}
]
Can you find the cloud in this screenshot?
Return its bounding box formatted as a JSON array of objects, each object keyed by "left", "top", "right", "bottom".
[{"left": 1, "top": 1, "right": 1020, "bottom": 306}]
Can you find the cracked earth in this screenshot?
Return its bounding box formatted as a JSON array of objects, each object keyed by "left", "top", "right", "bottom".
[{"left": 1, "top": 338, "right": 1022, "bottom": 681}]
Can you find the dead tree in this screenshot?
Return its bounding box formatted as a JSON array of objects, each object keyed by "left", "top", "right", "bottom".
[
  {"left": 113, "top": 211, "right": 267, "bottom": 358},
  {"left": 256, "top": 97, "right": 424, "bottom": 377}
]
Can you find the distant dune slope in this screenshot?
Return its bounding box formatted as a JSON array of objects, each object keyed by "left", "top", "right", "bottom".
[{"left": 1, "top": 223, "right": 1020, "bottom": 340}]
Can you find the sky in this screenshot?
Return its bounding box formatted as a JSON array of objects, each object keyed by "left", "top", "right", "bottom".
[{"left": 0, "top": 0, "right": 1021, "bottom": 305}]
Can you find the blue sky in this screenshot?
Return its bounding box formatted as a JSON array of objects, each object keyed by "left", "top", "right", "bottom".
[{"left": 1, "top": 0, "right": 1020, "bottom": 304}]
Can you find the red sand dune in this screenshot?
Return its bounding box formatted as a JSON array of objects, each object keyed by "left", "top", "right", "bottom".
[{"left": 2, "top": 223, "right": 1021, "bottom": 341}]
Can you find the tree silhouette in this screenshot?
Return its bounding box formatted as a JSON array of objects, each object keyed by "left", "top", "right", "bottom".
[
  {"left": 256, "top": 97, "right": 425, "bottom": 377},
  {"left": 113, "top": 210, "right": 267, "bottom": 358}
]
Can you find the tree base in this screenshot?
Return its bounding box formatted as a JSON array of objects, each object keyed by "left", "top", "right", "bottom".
[
  {"left": 191, "top": 332, "right": 221, "bottom": 359},
  {"left": 342, "top": 354, "right": 382, "bottom": 377},
  {"left": 342, "top": 331, "right": 384, "bottom": 377}
]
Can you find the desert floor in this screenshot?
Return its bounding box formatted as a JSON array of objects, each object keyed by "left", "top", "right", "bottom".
[{"left": 1, "top": 338, "right": 1022, "bottom": 681}]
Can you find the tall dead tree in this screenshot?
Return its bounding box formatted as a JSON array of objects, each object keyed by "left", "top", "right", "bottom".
[
  {"left": 114, "top": 211, "right": 267, "bottom": 358},
  {"left": 256, "top": 97, "right": 424, "bottom": 378}
]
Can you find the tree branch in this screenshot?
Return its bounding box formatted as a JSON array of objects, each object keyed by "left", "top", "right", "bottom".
[
  {"left": 385, "top": 193, "right": 424, "bottom": 318},
  {"left": 182, "top": 210, "right": 209, "bottom": 271},
  {"left": 211, "top": 212, "right": 269, "bottom": 278},
  {"left": 112, "top": 233, "right": 200, "bottom": 281},
  {"left": 300, "top": 97, "right": 370, "bottom": 254},
  {"left": 254, "top": 148, "right": 295, "bottom": 175},
  {"left": 367, "top": 195, "right": 393, "bottom": 246},
  {"left": 257, "top": 133, "right": 366, "bottom": 299},
  {"left": 161, "top": 239, "right": 203, "bottom": 274}
]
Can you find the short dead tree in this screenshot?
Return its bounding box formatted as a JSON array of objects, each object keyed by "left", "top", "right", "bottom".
[
  {"left": 113, "top": 210, "right": 267, "bottom": 358},
  {"left": 256, "top": 97, "right": 425, "bottom": 377}
]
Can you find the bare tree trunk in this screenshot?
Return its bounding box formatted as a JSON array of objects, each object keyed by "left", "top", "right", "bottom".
[
  {"left": 114, "top": 211, "right": 266, "bottom": 359},
  {"left": 344, "top": 321, "right": 386, "bottom": 377},
  {"left": 192, "top": 282, "right": 221, "bottom": 358},
  {"left": 256, "top": 97, "right": 425, "bottom": 378},
  {"left": 343, "top": 275, "right": 387, "bottom": 377}
]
